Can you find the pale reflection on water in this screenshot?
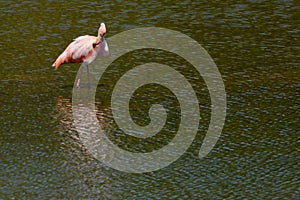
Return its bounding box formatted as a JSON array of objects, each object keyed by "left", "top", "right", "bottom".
[{"left": 55, "top": 96, "right": 120, "bottom": 199}]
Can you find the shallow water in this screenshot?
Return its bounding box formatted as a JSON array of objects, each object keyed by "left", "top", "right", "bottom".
[{"left": 1, "top": 1, "right": 299, "bottom": 199}]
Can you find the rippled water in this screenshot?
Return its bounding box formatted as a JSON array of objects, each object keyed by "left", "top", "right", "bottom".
[{"left": 1, "top": 1, "right": 299, "bottom": 199}]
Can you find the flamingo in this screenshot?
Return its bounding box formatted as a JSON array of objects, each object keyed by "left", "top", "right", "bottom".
[{"left": 52, "top": 22, "right": 109, "bottom": 87}]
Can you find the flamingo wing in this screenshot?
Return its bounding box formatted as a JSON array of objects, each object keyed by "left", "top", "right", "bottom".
[
  {"left": 68, "top": 35, "right": 98, "bottom": 61},
  {"left": 53, "top": 35, "right": 98, "bottom": 68}
]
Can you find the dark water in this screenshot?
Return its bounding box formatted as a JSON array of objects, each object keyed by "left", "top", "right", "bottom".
[{"left": 1, "top": 0, "right": 299, "bottom": 199}]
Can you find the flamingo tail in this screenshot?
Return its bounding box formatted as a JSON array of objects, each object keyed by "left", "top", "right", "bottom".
[{"left": 52, "top": 52, "right": 67, "bottom": 70}]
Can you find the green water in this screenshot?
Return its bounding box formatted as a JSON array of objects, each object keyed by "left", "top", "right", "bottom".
[{"left": 1, "top": 1, "right": 299, "bottom": 199}]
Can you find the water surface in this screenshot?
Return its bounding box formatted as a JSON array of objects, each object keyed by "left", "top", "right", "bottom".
[{"left": 1, "top": 0, "right": 299, "bottom": 199}]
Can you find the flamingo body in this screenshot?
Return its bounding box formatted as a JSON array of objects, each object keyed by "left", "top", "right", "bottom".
[{"left": 52, "top": 23, "right": 109, "bottom": 69}]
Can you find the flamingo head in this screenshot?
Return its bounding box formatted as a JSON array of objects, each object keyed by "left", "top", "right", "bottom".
[{"left": 98, "top": 23, "right": 106, "bottom": 37}]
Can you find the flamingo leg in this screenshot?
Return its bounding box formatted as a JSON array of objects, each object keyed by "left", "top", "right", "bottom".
[{"left": 77, "top": 63, "right": 85, "bottom": 88}]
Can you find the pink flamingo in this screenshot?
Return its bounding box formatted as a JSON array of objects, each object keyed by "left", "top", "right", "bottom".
[{"left": 52, "top": 22, "right": 109, "bottom": 87}]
